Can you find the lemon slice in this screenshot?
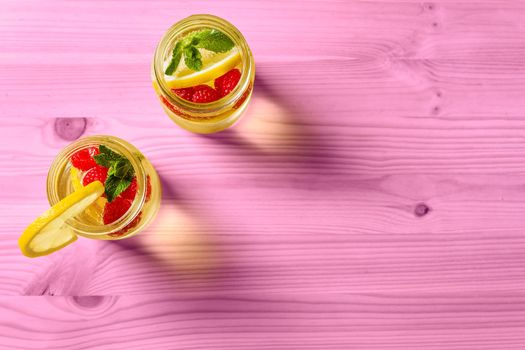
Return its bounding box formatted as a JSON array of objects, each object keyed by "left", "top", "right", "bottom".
[
  {"left": 165, "top": 47, "right": 241, "bottom": 89},
  {"left": 19, "top": 181, "right": 105, "bottom": 258},
  {"left": 70, "top": 167, "right": 106, "bottom": 223},
  {"left": 70, "top": 167, "right": 83, "bottom": 191}
]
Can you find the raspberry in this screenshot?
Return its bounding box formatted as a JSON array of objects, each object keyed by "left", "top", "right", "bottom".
[
  {"left": 109, "top": 211, "right": 142, "bottom": 237},
  {"left": 146, "top": 175, "right": 152, "bottom": 202},
  {"left": 120, "top": 177, "right": 137, "bottom": 200},
  {"left": 172, "top": 87, "right": 194, "bottom": 101},
  {"left": 192, "top": 85, "right": 219, "bottom": 103},
  {"left": 82, "top": 165, "right": 108, "bottom": 186},
  {"left": 70, "top": 147, "right": 99, "bottom": 171},
  {"left": 103, "top": 197, "right": 132, "bottom": 225},
  {"left": 121, "top": 176, "right": 151, "bottom": 201},
  {"left": 214, "top": 69, "right": 241, "bottom": 98}
]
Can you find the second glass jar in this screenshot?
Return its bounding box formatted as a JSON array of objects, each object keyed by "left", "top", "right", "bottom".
[{"left": 152, "top": 14, "right": 255, "bottom": 134}]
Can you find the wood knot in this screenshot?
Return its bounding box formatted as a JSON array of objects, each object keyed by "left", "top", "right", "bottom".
[
  {"left": 424, "top": 2, "right": 435, "bottom": 11},
  {"left": 415, "top": 203, "right": 430, "bottom": 217},
  {"left": 67, "top": 296, "right": 119, "bottom": 318},
  {"left": 54, "top": 117, "right": 87, "bottom": 141},
  {"left": 72, "top": 296, "right": 105, "bottom": 308},
  {"left": 432, "top": 106, "right": 441, "bottom": 115}
]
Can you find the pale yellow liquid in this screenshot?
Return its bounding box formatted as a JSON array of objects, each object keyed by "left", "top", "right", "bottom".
[{"left": 56, "top": 157, "right": 161, "bottom": 240}]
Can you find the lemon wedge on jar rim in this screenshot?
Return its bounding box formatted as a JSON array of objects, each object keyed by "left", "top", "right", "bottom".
[
  {"left": 164, "top": 47, "right": 241, "bottom": 89},
  {"left": 19, "top": 181, "right": 104, "bottom": 258}
]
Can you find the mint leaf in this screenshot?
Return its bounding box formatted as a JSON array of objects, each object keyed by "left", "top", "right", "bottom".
[
  {"left": 190, "top": 36, "right": 200, "bottom": 46},
  {"left": 183, "top": 46, "right": 202, "bottom": 71},
  {"left": 94, "top": 145, "right": 123, "bottom": 167},
  {"left": 165, "top": 41, "right": 183, "bottom": 75},
  {"left": 105, "top": 158, "right": 135, "bottom": 202},
  {"left": 104, "top": 176, "right": 132, "bottom": 203},
  {"left": 196, "top": 29, "right": 234, "bottom": 53},
  {"left": 108, "top": 159, "right": 134, "bottom": 180},
  {"left": 165, "top": 29, "right": 234, "bottom": 74},
  {"left": 93, "top": 145, "right": 136, "bottom": 202},
  {"left": 94, "top": 153, "right": 120, "bottom": 168},
  {"left": 165, "top": 51, "right": 182, "bottom": 75},
  {"left": 99, "top": 145, "right": 122, "bottom": 158},
  {"left": 104, "top": 157, "right": 135, "bottom": 202}
]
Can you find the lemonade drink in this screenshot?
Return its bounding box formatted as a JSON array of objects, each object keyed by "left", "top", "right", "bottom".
[{"left": 152, "top": 15, "right": 255, "bottom": 133}]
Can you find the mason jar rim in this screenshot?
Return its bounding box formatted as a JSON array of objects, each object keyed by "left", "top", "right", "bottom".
[
  {"left": 46, "top": 135, "right": 147, "bottom": 237},
  {"left": 152, "top": 14, "right": 254, "bottom": 117}
]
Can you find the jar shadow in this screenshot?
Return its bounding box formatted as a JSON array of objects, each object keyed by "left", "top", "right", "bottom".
[
  {"left": 202, "top": 77, "right": 344, "bottom": 177},
  {"left": 112, "top": 176, "right": 232, "bottom": 291},
  {"left": 203, "top": 77, "right": 304, "bottom": 151}
]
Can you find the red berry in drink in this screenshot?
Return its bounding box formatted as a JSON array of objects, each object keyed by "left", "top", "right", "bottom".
[
  {"left": 121, "top": 176, "right": 151, "bottom": 201},
  {"left": 121, "top": 177, "right": 137, "bottom": 200},
  {"left": 70, "top": 147, "right": 99, "bottom": 171},
  {"left": 109, "top": 211, "right": 142, "bottom": 237},
  {"left": 214, "top": 69, "right": 241, "bottom": 97},
  {"left": 192, "top": 85, "right": 219, "bottom": 103},
  {"left": 172, "top": 87, "right": 194, "bottom": 101},
  {"left": 146, "top": 175, "right": 152, "bottom": 202},
  {"left": 82, "top": 165, "right": 108, "bottom": 186},
  {"left": 103, "top": 197, "right": 132, "bottom": 225}
]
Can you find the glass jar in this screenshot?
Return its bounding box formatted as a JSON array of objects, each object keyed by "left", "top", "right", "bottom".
[
  {"left": 47, "top": 135, "right": 161, "bottom": 240},
  {"left": 152, "top": 14, "right": 255, "bottom": 134}
]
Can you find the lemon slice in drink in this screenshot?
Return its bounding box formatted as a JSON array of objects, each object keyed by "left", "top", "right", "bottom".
[
  {"left": 165, "top": 47, "right": 241, "bottom": 89},
  {"left": 19, "top": 181, "right": 105, "bottom": 258},
  {"left": 70, "top": 167, "right": 107, "bottom": 223},
  {"left": 70, "top": 167, "right": 83, "bottom": 191}
]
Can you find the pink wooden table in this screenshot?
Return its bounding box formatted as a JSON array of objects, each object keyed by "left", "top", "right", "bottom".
[{"left": 2, "top": 0, "right": 525, "bottom": 349}]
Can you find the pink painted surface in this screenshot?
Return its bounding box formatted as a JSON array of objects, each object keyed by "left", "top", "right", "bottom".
[{"left": 2, "top": 0, "right": 525, "bottom": 348}]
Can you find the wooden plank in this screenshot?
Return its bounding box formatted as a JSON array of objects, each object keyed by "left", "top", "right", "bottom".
[
  {"left": 2, "top": 190, "right": 525, "bottom": 296},
  {"left": 2, "top": 294, "right": 525, "bottom": 349}
]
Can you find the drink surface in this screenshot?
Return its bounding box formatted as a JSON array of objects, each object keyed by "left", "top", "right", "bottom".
[{"left": 162, "top": 27, "right": 243, "bottom": 103}]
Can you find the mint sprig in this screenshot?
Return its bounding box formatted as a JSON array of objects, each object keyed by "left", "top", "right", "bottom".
[
  {"left": 183, "top": 46, "right": 202, "bottom": 71},
  {"left": 164, "top": 29, "right": 235, "bottom": 75},
  {"left": 104, "top": 176, "right": 132, "bottom": 203},
  {"left": 94, "top": 145, "right": 135, "bottom": 202},
  {"left": 165, "top": 42, "right": 183, "bottom": 76},
  {"left": 195, "top": 29, "right": 235, "bottom": 53},
  {"left": 92, "top": 145, "right": 121, "bottom": 168}
]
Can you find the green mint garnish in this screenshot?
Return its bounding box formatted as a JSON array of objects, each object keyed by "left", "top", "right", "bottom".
[
  {"left": 164, "top": 42, "right": 183, "bottom": 75},
  {"left": 108, "top": 159, "right": 134, "bottom": 179},
  {"left": 94, "top": 145, "right": 135, "bottom": 202},
  {"left": 195, "top": 29, "right": 234, "bottom": 53},
  {"left": 104, "top": 175, "right": 132, "bottom": 203},
  {"left": 164, "top": 29, "right": 235, "bottom": 75},
  {"left": 183, "top": 46, "right": 202, "bottom": 71},
  {"left": 92, "top": 145, "right": 121, "bottom": 168}
]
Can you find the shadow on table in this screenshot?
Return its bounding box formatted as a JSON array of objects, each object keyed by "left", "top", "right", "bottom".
[
  {"left": 112, "top": 175, "right": 234, "bottom": 291},
  {"left": 202, "top": 77, "right": 343, "bottom": 177},
  {"left": 110, "top": 78, "right": 350, "bottom": 290}
]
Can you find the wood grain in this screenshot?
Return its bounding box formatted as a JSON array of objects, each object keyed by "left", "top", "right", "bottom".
[
  {"left": 3, "top": 294, "right": 525, "bottom": 349},
  {"left": 2, "top": 0, "right": 525, "bottom": 349}
]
